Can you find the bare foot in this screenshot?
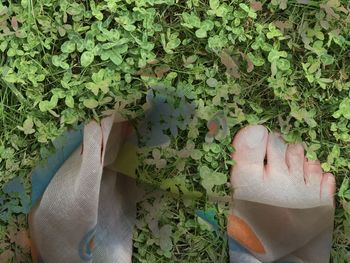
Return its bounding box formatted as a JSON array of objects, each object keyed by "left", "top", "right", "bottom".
[{"left": 227, "top": 125, "right": 335, "bottom": 263}]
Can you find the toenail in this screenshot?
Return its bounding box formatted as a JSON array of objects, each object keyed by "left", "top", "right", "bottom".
[{"left": 245, "top": 126, "right": 266, "bottom": 148}]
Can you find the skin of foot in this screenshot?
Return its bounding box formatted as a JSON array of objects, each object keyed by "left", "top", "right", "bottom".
[{"left": 228, "top": 125, "right": 336, "bottom": 263}]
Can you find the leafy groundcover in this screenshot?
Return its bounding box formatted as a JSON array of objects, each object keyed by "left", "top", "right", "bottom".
[{"left": 0, "top": 0, "right": 350, "bottom": 262}]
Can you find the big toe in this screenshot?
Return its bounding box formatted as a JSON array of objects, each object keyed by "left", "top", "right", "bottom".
[{"left": 232, "top": 125, "right": 268, "bottom": 166}]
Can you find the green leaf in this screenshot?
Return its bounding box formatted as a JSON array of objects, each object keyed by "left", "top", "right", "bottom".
[
  {"left": 51, "top": 56, "right": 60, "bottom": 67},
  {"left": 167, "top": 37, "right": 181, "bottom": 50},
  {"left": 239, "top": 3, "right": 250, "bottom": 13},
  {"left": 339, "top": 178, "right": 350, "bottom": 199},
  {"left": 89, "top": 0, "right": 103, "bottom": 20},
  {"left": 209, "top": 143, "right": 221, "bottom": 153},
  {"left": 266, "top": 24, "right": 284, "bottom": 39},
  {"left": 247, "top": 52, "right": 265, "bottom": 66},
  {"left": 208, "top": 35, "right": 228, "bottom": 50},
  {"left": 277, "top": 58, "right": 290, "bottom": 71},
  {"left": 337, "top": 98, "right": 350, "bottom": 119},
  {"left": 52, "top": 55, "right": 70, "bottom": 69},
  {"left": 239, "top": 3, "right": 257, "bottom": 18},
  {"left": 81, "top": 51, "right": 94, "bottom": 67},
  {"left": 268, "top": 49, "right": 287, "bottom": 62},
  {"left": 206, "top": 78, "right": 218, "bottom": 87},
  {"left": 85, "top": 38, "right": 95, "bottom": 51},
  {"left": 38, "top": 95, "right": 58, "bottom": 112},
  {"left": 61, "top": 108, "right": 79, "bottom": 124},
  {"left": 83, "top": 98, "right": 98, "bottom": 109},
  {"left": 196, "top": 28, "right": 207, "bottom": 38},
  {"left": 61, "top": 41, "right": 76, "bottom": 53},
  {"left": 209, "top": 0, "right": 220, "bottom": 10},
  {"left": 85, "top": 83, "right": 99, "bottom": 96},
  {"left": 320, "top": 54, "right": 334, "bottom": 65},
  {"left": 109, "top": 49, "right": 123, "bottom": 65},
  {"left": 200, "top": 165, "right": 227, "bottom": 193},
  {"left": 65, "top": 96, "right": 74, "bottom": 108},
  {"left": 18, "top": 118, "right": 35, "bottom": 135},
  {"left": 201, "top": 20, "right": 214, "bottom": 31},
  {"left": 181, "top": 12, "right": 201, "bottom": 28},
  {"left": 123, "top": 24, "right": 136, "bottom": 32},
  {"left": 159, "top": 225, "right": 173, "bottom": 251},
  {"left": 308, "top": 61, "right": 320, "bottom": 73},
  {"left": 190, "top": 149, "right": 203, "bottom": 160}
]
